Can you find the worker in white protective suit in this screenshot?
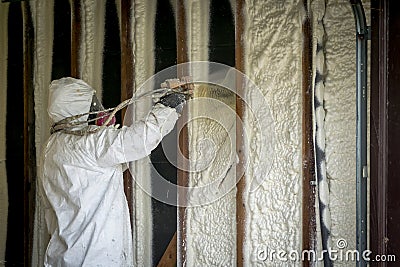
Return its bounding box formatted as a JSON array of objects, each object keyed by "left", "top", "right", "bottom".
[{"left": 39, "top": 77, "right": 187, "bottom": 266}]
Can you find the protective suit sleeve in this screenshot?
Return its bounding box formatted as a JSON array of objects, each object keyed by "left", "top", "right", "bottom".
[{"left": 95, "top": 104, "right": 179, "bottom": 166}]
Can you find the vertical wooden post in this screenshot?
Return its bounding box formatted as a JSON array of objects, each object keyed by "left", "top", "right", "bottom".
[
  {"left": 370, "top": 0, "right": 388, "bottom": 264},
  {"left": 235, "top": 0, "right": 245, "bottom": 266},
  {"left": 371, "top": 0, "right": 400, "bottom": 263},
  {"left": 302, "top": 1, "right": 316, "bottom": 266},
  {"left": 23, "top": 2, "right": 36, "bottom": 266},
  {"left": 176, "top": 0, "right": 189, "bottom": 265},
  {"left": 176, "top": 0, "right": 188, "bottom": 65},
  {"left": 71, "top": 0, "right": 81, "bottom": 78},
  {"left": 157, "top": 232, "right": 177, "bottom": 267},
  {"left": 120, "top": 0, "right": 135, "bottom": 230}
]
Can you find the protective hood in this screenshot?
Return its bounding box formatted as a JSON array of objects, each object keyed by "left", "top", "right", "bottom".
[{"left": 48, "top": 77, "right": 95, "bottom": 124}]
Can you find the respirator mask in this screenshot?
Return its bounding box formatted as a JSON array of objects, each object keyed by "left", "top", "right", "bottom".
[{"left": 89, "top": 94, "right": 116, "bottom": 126}]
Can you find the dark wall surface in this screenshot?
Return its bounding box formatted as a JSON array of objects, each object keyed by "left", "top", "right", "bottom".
[
  {"left": 5, "top": 3, "right": 24, "bottom": 266},
  {"left": 371, "top": 0, "right": 400, "bottom": 265}
]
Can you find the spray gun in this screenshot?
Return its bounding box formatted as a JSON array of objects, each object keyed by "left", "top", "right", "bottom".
[
  {"left": 153, "top": 76, "right": 194, "bottom": 102},
  {"left": 160, "top": 76, "right": 193, "bottom": 91}
]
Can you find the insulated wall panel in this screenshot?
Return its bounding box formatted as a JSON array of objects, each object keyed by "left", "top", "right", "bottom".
[
  {"left": 322, "top": 1, "right": 370, "bottom": 266},
  {"left": 79, "top": 0, "right": 106, "bottom": 99},
  {"left": 30, "top": 0, "right": 54, "bottom": 265},
  {"left": 130, "top": 0, "right": 157, "bottom": 265},
  {"left": 323, "top": 2, "right": 357, "bottom": 265},
  {"left": 243, "top": 0, "right": 304, "bottom": 265},
  {"left": 186, "top": 84, "right": 237, "bottom": 266},
  {"left": 184, "top": 1, "right": 238, "bottom": 265}
]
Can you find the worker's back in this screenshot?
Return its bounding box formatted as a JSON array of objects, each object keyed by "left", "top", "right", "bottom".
[
  {"left": 39, "top": 76, "right": 183, "bottom": 266},
  {"left": 40, "top": 129, "right": 133, "bottom": 267}
]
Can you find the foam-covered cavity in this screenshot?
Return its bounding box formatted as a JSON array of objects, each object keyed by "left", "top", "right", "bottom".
[
  {"left": 244, "top": 0, "right": 304, "bottom": 265},
  {"left": 323, "top": 2, "right": 357, "bottom": 265},
  {"left": 130, "top": 1, "right": 157, "bottom": 265},
  {"left": 186, "top": 83, "right": 237, "bottom": 266},
  {"left": 31, "top": 1, "right": 54, "bottom": 265},
  {"left": 79, "top": 0, "right": 106, "bottom": 100}
]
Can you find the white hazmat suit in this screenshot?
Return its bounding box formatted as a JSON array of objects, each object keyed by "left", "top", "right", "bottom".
[{"left": 39, "top": 77, "right": 179, "bottom": 266}]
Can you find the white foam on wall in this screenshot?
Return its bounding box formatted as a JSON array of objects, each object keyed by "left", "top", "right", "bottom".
[
  {"left": 324, "top": 2, "right": 357, "bottom": 265},
  {"left": 323, "top": 1, "right": 370, "bottom": 266},
  {"left": 185, "top": 0, "right": 210, "bottom": 63},
  {"left": 30, "top": 0, "right": 54, "bottom": 175},
  {"left": 243, "top": 0, "right": 304, "bottom": 265},
  {"left": 311, "top": 2, "right": 371, "bottom": 267},
  {"left": 30, "top": 0, "right": 54, "bottom": 265},
  {"left": 0, "top": 4, "right": 9, "bottom": 265},
  {"left": 130, "top": 0, "right": 157, "bottom": 265},
  {"left": 311, "top": 0, "right": 329, "bottom": 264},
  {"left": 79, "top": 0, "right": 106, "bottom": 99},
  {"left": 183, "top": 1, "right": 238, "bottom": 265},
  {"left": 186, "top": 87, "right": 237, "bottom": 266}
]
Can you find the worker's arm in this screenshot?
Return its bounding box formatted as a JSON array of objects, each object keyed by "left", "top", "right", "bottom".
[
  {"left": 94, "top": 103, "right": 179, "bottom": 166},
  {"left": 120, "top": 104, "right": 179, "bottom": 162},
  {"left": 94, "top": 92, "right": 187, "bottom": 166}
]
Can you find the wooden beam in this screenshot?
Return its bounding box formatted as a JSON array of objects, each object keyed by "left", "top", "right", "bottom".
[
  {"left": 371, "top": 0, "right": 400, "bottom": 263},
  {"left": 370, "top": 0, "right": 388, "bottom": 264},
  {"left": 383, "top": 0, "right": 400, "bottom": 259},
  {"left": 23, "top": 2, "right": 36, "bottom": 266},
  {"left": 157, "top": 232, "right": 177, "bottom": 267},
  {"left": 120, "top": 0, "right": 135, "bottom": 231},
  {"left": 301, "top": 1, "right": 316, "bottom": 266},
  {"left": 235, "top": 0, "right": 245, "bottom": 266},
  {"left": 176, "top": 0, "right": 188, "bottom": 65},
  {"left": 71, "top": 0, "right": 81, "bottom": 78},
  {"left": 176, "top": 0, "right": 189, "bottom": 265}
]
